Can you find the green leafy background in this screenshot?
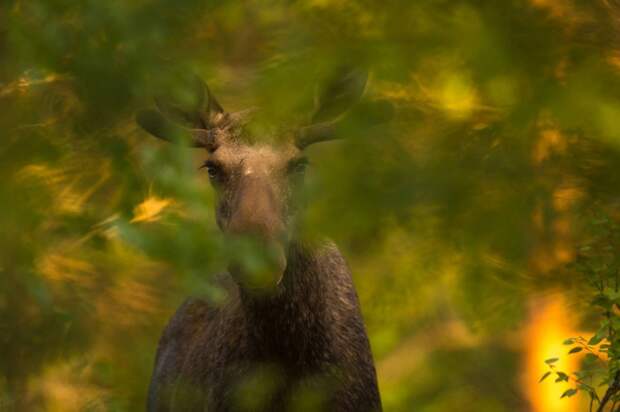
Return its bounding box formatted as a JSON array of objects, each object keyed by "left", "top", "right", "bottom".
[{"left": 2, "top": 0, "right": 620, "bottom": 410}]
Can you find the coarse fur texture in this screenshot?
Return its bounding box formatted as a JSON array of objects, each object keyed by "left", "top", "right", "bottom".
[{"left": 147, "top": 241, "right": 381, "bottom": 412}]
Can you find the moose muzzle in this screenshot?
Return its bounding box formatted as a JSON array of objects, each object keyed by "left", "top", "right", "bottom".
[{"left": 224, "top": 177, "right": 288, "bottom": 291}]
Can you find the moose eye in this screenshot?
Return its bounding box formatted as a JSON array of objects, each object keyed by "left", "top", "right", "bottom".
[
  {"left": 288, "top": 158, "right": 309, "bottom": 176},
  {"left": 200, "top": 160, "right": 223, "bottom": 181}
]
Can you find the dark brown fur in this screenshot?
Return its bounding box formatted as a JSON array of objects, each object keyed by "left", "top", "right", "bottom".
[{"left": 147, "top": 242, "right": 381, "bottom": 411}]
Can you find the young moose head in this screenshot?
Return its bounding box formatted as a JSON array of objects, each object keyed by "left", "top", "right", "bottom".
[{"left": 136, "top": 69, "right": 367, "bottom": 290}]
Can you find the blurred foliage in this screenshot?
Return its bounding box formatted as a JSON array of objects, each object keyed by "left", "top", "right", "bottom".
[
  {"left": 2, "top": 0, "right": 620, "bottom": 410},
  {"left": 542, "top": 208, "right": 620, "bottom": 411}
]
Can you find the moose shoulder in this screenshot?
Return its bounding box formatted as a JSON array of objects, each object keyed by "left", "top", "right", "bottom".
[{"left": 137, "top": 69, "right": 382, "bottom": 412}]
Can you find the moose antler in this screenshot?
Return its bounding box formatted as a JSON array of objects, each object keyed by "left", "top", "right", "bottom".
[{"left": 135, "top": 109, "right": 214, "bottom": 148}]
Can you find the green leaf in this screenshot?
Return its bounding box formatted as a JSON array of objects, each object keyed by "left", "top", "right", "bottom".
[
  {"left": 578, "top": 384, "right": 599, "bottom": 401},
  {"left": 563, "top": 338, "right": 575, "bottom": 345},
  {"left": 575, "top": 371, "right": 589, "bottom": 380},
  {"left": 561, "top": 388, "right": 578, "bottom": 398},
  {"left": 539, "top": 371, "right": 552, "bottom": 382},
  {"left": 589, "top": 331, "right": 607, "bottom": 346},
  {"left": 568, "top": 347, "right": 583, "bottom": 354},
  {"left": 592, "top": 294, "right": 612, "bottom": 309},
  {"left": 545, "top": 357, "right": 559, "bottom": 365},
  {"left": 584, "top": 353, "right": 599, "bottom": 362},
  {"left": 555, "top": 372, "right": 569, "bottom": 382},
  {"left": 603, "top": 287, "right": 620, "bottom": 301}
]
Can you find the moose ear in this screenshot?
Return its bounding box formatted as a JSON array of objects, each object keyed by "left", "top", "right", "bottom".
[
  {"left": 153, "top": 73, "right": 210, "bottom": 128},
  {"left": 201, "top": 76, "right": 225, "bottom": 116},
  {"left": 136, "top": 73, "right": 229, "bottom": 148},
  {"left": 136, "top": 109, "right": 187, "bottom": 142},
  {"left": 311, "top": 66, "right": 368, "bottom": 124},
  {"left": 136, "top": 109, "right": 207, "bottom": 147},
  {"left": 151, "top": 73, "right": 226, "bottom": 129},
  {"left": 295, "top": 67, "right": 369, "bottom": 149}
]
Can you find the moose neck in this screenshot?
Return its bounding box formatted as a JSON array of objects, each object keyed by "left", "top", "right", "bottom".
[
  {"left": 239, "top": 240, "right": 325, "bottom": 316},
  {"left": 237, "top": 240, "right": 332, "bottom": 363}
]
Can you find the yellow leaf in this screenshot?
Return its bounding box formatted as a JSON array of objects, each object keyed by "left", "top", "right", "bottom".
[{"left": 131, "top": 196, "right": 173, "bottom": 223}]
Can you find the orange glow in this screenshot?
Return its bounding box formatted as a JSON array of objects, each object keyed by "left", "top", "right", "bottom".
[{"left": 523, "top": 294, "right": 580, "bottom": 412}]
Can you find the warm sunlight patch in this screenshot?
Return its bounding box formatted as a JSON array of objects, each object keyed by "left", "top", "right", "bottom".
[{"left": 523, "top": 295, "right": 580, "bottom": 412}]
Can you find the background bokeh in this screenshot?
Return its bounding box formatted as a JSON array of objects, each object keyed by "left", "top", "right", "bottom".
[{"left": 2, "top": 0, "right": 620, "bottom": 410}]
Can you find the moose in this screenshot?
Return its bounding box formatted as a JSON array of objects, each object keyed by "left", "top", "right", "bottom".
[{"left": 136, "top": 68, "right": 382, "bottom": 412}]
